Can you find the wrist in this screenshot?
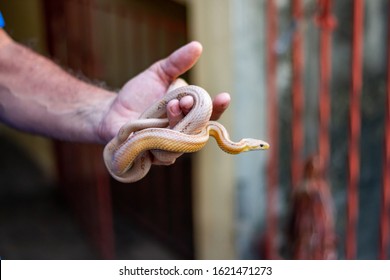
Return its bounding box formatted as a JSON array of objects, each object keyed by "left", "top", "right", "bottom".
[{"left": 94, "top": 91, "right": 118, "bottom": 144}]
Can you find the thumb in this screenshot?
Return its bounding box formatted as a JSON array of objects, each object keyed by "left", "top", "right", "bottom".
[{"left": 150, "top": 41, "right": 203, "bottom": 84}]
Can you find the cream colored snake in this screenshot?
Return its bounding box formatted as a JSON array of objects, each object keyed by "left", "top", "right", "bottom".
[{"left": 103, "top": 80, "right": 270, "bottom": 183}]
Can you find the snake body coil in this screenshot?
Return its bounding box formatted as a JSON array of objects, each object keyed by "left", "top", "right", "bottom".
[{"left": 103, "top": 84, "right": 269, "bottom": 183}]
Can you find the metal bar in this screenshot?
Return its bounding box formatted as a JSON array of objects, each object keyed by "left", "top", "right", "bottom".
[
  {"left": 265, "top": 0, "right": 279, "bottom": 259},
  {"left": 291, "top": 0, "right": 305, "bottom": 188},
  {"left": 380, "top": 0, "right": 390, "bottom": 260},
  {"left": 316, "top": 0, "right": 336, "bottom": 169},
  {"left": 346, "top": 0, "right": 364, "bottom": 260}
]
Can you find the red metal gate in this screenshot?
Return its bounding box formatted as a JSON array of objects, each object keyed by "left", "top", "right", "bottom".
[{"left": 265, "top": 0, "right": 390, "bottom": 260}]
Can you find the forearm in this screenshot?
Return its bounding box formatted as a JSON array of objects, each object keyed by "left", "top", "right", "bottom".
[{"left": 0, "top": 30, "right": 116, "bottom": 143}]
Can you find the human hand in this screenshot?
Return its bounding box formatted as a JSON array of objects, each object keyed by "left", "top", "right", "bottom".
[{"left": 98, "top": 41, "right": 231, "bottom": 145}]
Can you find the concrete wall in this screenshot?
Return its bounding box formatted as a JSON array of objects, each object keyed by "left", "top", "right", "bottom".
[{"left": 188, "top": 0, "right": 268, "bottom": 259}]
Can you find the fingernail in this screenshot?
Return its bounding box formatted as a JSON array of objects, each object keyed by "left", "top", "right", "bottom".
[
  {"left": 180, "top": 96, "right": 194, "bottom": 115},
  {"left": 170, "top": 102, "right": 181, "bottom": 116}
]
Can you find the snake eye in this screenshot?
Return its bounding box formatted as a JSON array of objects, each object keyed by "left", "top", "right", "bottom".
[{"left": 258, "top": 142, "right": 270, "bottom": 149}]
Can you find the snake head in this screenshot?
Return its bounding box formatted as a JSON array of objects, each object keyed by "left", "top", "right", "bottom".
[{"left": 243, "top": 138, "right": 270, "bottom": 151}]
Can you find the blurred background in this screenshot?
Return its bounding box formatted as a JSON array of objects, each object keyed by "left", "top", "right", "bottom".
[{"left": 0, "top": 0, "right": 389, "bottom": 260}]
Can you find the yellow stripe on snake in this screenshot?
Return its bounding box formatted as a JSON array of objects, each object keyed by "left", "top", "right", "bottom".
[{"left": 103, "top": 82, "right": 270, "bottom": 183}]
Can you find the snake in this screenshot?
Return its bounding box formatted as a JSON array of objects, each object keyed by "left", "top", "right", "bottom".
[{"left": 103, "top": 80, "right": 270, "bottom": 183}]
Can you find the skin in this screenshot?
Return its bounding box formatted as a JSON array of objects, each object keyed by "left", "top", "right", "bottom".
[{"left": 0, "top": 29, "right": 231, "bottom": 165}]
